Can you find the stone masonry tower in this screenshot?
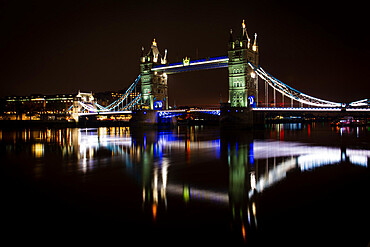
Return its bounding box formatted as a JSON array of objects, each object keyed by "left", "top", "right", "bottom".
[
  {"left": 228, "top": 20, "right": 259, "bottom": 107},
  {"left": 140, "top": 39, "right": 168, "bottom": 110}
]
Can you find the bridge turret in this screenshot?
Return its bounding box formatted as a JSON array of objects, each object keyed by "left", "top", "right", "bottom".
[
  {"left": 229, "top": 29, "right": 234, "bottom": 49},
  {"left": 140, "top": 46, "right": 145, "bottom": 63},
  {"left": 161, "top": 49, "right": 167, "bottom": 64},
  {"left": 151, "top": 39, "right": 160, "bottom": 63},
  {"left": 252, "top": 33, "right": 258, "bottom": 52}
]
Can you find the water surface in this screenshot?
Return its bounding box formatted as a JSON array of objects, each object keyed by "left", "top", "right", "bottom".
[{"left": 1, "top": 124, "right": 369, "bottom": 246}]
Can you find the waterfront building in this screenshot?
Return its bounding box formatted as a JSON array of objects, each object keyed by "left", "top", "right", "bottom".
[{"left": 3, "top": 94, "right": 74, "bottom": 120}]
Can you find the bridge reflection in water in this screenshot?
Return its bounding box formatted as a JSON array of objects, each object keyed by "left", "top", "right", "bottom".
[
  {"left": 70, "top": 125, "right": 368, "bottom": 242},
  {"left": 1, "top": 125, "right": 368, "bottom": 244}
]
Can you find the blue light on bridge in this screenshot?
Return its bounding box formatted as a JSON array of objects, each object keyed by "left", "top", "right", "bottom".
[
  {"left": 201, "top": 110, "right": 221, "bottom": 116},
  {"left": 158, "top": 109, "right": 220, "bottom": 119},
  {"left": 154, "top": 100, "right": 163, "bottom": 110},
  {"left": 189, "top": 58, "right": 207, "bottom": 64},
  {"left": 209, "top": 55, "right": 228, "bottom": 61},
  {"left": 248, "top": 95, "right": 256, "bottom": 108},
  {"left": 158, "top": 111, "right": 184, "bottom": 119},
  {"left": 169, "top": 62, "right": 183, "bottom": 66}
]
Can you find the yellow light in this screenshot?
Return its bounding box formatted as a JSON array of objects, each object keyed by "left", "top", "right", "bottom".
[
  {"left": 251, "top": 72, "right": 256, "bottom": 79},
  {"left": 183, "top": 185, "right": 190, "bottom": 203},
  {"left": 242, "top": 19, "right": 246, "bottom": 29},
  {"left": 152, "top": 38, "right": 157, "bottom": 46},
  {"left": 31, "top": 98, "right": 45, "bottom": 101},
  {"left": 241, "top": 224, "right": 246, "bottom": 242},
  {"left": 152, "top": 204, "right": 157, "bottom": 221},
  {"left": 252, "top": 202, "right": 256, "bottom": 216},
  {"left": 183, "top": 57, "right": 190, "bottom": 66},
  {"left": 32, "top": 143, "right": 44, "bottom": 158}
]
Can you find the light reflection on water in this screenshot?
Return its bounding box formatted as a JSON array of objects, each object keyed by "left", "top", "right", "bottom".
[{"left": 0, "top": 124, "right": 369, "bottom": 244}]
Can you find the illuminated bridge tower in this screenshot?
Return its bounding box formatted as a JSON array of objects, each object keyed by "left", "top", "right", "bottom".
[
  {"left": 140, "top": 39, "right": 168, "bottom": 110},
  {"left": 228, "top": 20, "right": 259, "bottom": 107}
]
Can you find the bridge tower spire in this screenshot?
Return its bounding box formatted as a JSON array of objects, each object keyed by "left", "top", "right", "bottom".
[
  {"left": 227, "top": 20, "right": 259, "bottom": 107},
  {"left": 140, "top": 39, "right": 169, "bottom": 110},
  {"left": 252, "top": 33, "right": 258, "bottom": 52},
  {"left": 241, "top": 19, "right": 250, "bottom": 48}
]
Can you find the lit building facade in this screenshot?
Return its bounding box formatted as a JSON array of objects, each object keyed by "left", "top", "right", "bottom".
[{"left": 5, "top": 94, "right": 74, "bottom": 119}]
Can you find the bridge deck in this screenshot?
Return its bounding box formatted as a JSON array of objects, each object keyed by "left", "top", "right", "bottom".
[
  {"left": 79, "top": 110, "right": 132, "bottom": 116},
  {"left": 78, "top": 107, "right": 369, "bottom": 117},
  {"left": 252, "top": 107, "right": 370, "bottom": 112}
]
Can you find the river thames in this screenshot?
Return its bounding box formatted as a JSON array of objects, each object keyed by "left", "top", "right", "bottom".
[{"left": 1, "top": 123, "right": 369, "bottom": 246}]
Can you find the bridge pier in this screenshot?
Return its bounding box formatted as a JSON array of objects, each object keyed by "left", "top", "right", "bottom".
[
  {"left": 130, "top": 107, "right": 265, "bottom": 127},
  {"left": 130, "top": 110, "right": 159, "bottom": 126},
  {"left": 220, "top": 104, "right": 265, "bottom": 128}
]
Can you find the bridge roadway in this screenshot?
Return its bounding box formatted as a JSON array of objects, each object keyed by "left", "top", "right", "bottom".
[
  {"left": 78, "top": 108, "right": 221, "bottom": 117},
  {"left": 78, "top": 107, "right": 370, "bottom": 117},
  {"left": 252, "top": 107, "right": 370, "bottom": 112}
]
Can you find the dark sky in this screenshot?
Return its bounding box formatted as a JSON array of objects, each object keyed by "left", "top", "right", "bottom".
[{"left": 0, "top": 0, "right": 369, "bottom": 106}]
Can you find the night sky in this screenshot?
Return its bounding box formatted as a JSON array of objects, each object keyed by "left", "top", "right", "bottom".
[{"left": 0, "top": 0, "right": 368, "bottom": 106}]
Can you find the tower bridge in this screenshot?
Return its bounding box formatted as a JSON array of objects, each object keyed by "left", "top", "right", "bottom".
[
  {"left": 139, "top": 19, "right": 259, "bottom": 110},
  {"left": 70, "top": 20, "right": 369, "bottom": 124}
]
